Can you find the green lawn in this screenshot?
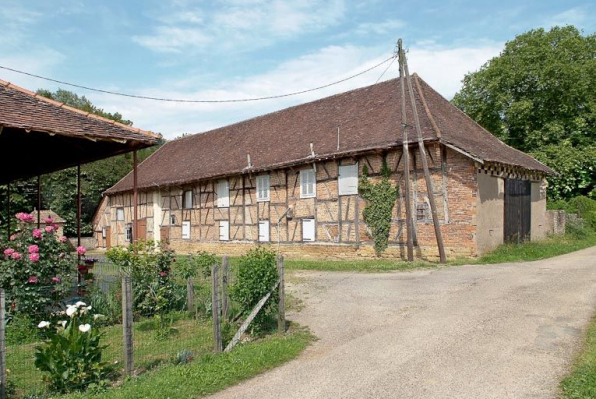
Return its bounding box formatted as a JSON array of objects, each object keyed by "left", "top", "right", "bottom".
[{"left": 561, "top": 314, "right": 596, "bottom": 398}]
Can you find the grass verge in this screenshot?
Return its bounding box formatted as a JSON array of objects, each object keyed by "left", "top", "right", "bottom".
[
  {"left": 62, "top": 327, "right": 313, "bottom": 399},
  {"left": 560, "top": 314, "right": 596, "bottom": 398}
]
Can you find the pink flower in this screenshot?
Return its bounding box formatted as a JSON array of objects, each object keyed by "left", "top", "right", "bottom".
[
  {"left": 45, "top": 217, "right": 54, "bottom": 224},
  {"left": 76, "top": 246, "right": 86, "bottom": 256},
  {"left": 45, "top": 226, "right": 54, "bottom": 233},
  {"left": 59, "top": 236, "right": 67, "bottom": 243},
  {"left": 159, "top": 271, "right": 167, "bottom": 277},
  {"left": 52, "top": 276, "right": 61, "bottom": 284},
  {"left": 3, "top": 248, "right": 14, "bottom": 256},
  {"left": 16, "top": 212, "right": 34, "bottom": 223},
  {"left": 9, "top": 235, "right": 16, "bottom": 241},
  {"left": 29, "top": 253, "right": 40, "bottom": 262},
  {"left": 32, "top": 229, "right": 43, "bottom": 239},
  {"left": 58, "top": 252, "right": 65, "bottom": 259},
  {"left": 53, "top": 224, "right": 60, "bottom": 231},
  {"left": 28, "top": 276, "right": 38, "bottom": 284},
  {"left": 28, "top": 245, "right": 39, "bottom": 254},
  {"left": 11, "top": 252, "right": 22, "bottom": 260}
]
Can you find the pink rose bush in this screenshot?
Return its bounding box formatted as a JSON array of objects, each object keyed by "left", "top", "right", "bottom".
[
  {"left": 45, "top": 216, "right": 54, "bottom": 224},
  {"left": 1, "top": 214, "right": 74, "bottom": 317},
  {"left": 76, "top": 246, "right": 87, "bottom": 256}
]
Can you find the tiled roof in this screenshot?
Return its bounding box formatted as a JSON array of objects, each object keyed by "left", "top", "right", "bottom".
[
  {"left": 107, "top": 74, "right": 553, "bottom": 194},
  {"left": 30, "top": 210, "right": 66, "bottom": 223},
  {"left": 0, "top": 79, "right": 159, "bottom": 143}
]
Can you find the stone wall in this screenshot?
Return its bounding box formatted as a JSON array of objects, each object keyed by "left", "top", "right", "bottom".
[{"left": 546, "top": 210, "right": 566, "bottom": 236}]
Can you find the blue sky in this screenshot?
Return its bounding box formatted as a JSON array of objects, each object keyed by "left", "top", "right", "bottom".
[{"left": 1, "top": 0, "right": 595, "bottom": 139}]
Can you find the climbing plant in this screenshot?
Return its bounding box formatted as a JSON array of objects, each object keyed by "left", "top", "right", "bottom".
[{"left": 359, "top": 159, "right": 399, "bottom": 256}]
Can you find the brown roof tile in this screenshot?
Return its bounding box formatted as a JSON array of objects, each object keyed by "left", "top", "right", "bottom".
[{"left": 107, "top": 74, "right": 553, "bottom": 194}]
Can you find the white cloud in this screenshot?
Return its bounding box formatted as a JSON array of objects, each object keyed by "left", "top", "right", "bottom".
[
  {"left": 133, "top": 0, "right": 346, "bottom": 53},
  {"left": 355, "top": 19, "right": 405, "bottom": 36},
  {"left": 87, "top": 42, "right": 502, "bottom": 139},
  {"left": 547, "top": 7, "right": 587, "bottom": 28}
]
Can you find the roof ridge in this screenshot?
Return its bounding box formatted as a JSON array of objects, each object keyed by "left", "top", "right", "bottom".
[{"left": 0, "top": 78, "right": 161, "bottom": 139}]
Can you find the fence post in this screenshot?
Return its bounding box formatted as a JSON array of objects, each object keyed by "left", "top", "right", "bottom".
[
  {"left": 0, "top": 289, "right": 6, "bottom": 399},
  {"left": 186, "top": 277, "right": 194, "bottom": 316},
  {"left": 211, "top": 264, "right": 222, "bottom": 353},
  {"left": 222, "top": 256, "right": 229, "bottom": 322},
  {"left": 121, "top": 275, "right": 134, "bottom": 376},
  {"left": 277, "top": 255, "right": 285, "bottom": 333}
]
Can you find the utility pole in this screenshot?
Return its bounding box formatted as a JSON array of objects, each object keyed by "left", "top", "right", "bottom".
[
  {"left": 399, "top": 38, "right": 447, "bottom": 263},
  {"left": 397, "top": 39, "right": 415, "bottom": 262}
]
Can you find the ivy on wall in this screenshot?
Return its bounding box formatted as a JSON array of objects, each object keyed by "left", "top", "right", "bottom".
[{"left": 359, "top": 159, "right": 399, "bottom": 256}]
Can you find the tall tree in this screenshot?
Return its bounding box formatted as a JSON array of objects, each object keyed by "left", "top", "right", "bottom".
[
  {"left": 452, "top": 26, "right": 596, "bottom": 199},
  {"left": 1, "top": 89, "right": 162, "bottom": 239}
]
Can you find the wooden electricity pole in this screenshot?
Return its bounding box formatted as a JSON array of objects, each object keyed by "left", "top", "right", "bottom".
[
  {"left": 397, "top": 39, "right": 415, "bottom": 262},
  {"left": 399, "top": 39, "right": 447, "bottom": 263}
]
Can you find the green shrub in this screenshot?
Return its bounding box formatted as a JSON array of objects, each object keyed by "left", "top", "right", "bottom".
[
  {"left": 229, "top": 247, "right": 279, "bottom": 334},
  {"left": 34, "top": 301, "right": 115, "bottom": 393},
  {"left": 85, "top": 284, "right": 122, "bottom": 326},
  {"left": 177, "top": 251, "right": 217, "bottom": 280},
  {"left": 569, "top": 196, "right": 596, "bottom": 230}
]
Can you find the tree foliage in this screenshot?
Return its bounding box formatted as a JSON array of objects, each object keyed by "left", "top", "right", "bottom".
[
  {"left": 452, "top": 26, "right": 596, "bottom": 199},
  {"left": 0, "top": 89, "right": 163, "bottom": 239}
]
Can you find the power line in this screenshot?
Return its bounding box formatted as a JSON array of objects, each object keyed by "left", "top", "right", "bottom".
[
  {"left": 0, "top": 55, "right": 395, "bottom": 103},
  {"left": 375, "top": 55, "right": 397, "bottom": 84}
]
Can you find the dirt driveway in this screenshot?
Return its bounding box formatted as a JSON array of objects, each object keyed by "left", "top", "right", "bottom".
[{"left": 210, "top": 247, "right": 596, "bottom": 399}]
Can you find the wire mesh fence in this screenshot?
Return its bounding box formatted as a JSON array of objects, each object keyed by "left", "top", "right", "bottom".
[{"left": 1, "top": 254, "right": 283, "bottom": 398}]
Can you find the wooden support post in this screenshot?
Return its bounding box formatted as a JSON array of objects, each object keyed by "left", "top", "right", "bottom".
[
  {"left": 186, "top": 277, "right": 194, "bottom": 316},
  {"left": 121, "top": 275, "right": 134, "bottom": 376},
  {"left": 6, "top": 184, "right": 10, "bottom": 240},
  {"left": 400, "top": 39, "right": 447, "bottom": 263},
  {"left": 398, "top": 39, "right": 415, "bottom": 262},
  {"left": 37, "top": 175, "right": 41, "bottom": 228},
  {"left": 133, "top": 150, "right": 138, "bottom": 244},
  {"left": 211, "top": 265, "right": 222, "bottom": 353},
  {"left": 354, "top": 192, "right": 360, "bottom": 249},
  {"left": 0, "top": 289, "right": 6, "bottom": 399},
  {"left": 222, "top": 256, "right": 229, "bottom": 321},
  {"left": 277, "top": 255, "right": 285, "bottom": 333},
  {"left": 77, "top": 165, "right": 81, "bottom": 248}
]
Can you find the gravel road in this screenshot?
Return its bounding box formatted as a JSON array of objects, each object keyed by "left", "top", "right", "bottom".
[{"left": 209, "top": 247, "right": 596, "bottom": 398}]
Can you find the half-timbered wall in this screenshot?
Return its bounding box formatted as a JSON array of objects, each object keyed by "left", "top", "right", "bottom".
[{"left": 94, "top": 144, "right": 496, "bottom": 259}]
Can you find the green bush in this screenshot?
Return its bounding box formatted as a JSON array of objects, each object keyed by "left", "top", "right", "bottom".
[
  {"left": 568, "top": 196, "right": 596, "bottom": 230},
  {"left": 34, "top": 301, "right": 115, "bottom": 393},
  {"left": 176, "top": 251, "right": 217, "bottom": 280},
  {"left": 229, "top": 247, "right": 279, "bottom": 334},
  {"left": 85, "top": 285, "right": 122, "bottom": 326}
]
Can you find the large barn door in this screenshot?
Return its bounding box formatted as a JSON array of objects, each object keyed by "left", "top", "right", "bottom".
[{"left": 504, "top": 179, "right": 531, "bottom": 243}]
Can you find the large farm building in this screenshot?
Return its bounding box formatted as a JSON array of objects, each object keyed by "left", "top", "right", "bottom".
[{"left": 93, "top": 74, "right": 553, "bottom": 259}]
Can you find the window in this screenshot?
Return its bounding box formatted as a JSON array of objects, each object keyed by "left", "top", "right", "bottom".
[
  {"left": 257, "top": 175, "right": 270, "bottom": 202},
  {"left": 258, "top": 221, "right": 270, "bottom": 242},
  {"left": 338, "top": 164, "right": 358, "bottom": 195},
  {"left": 217, "top": 180, "right": 230, "bottom": 207},
  {"left": 219, "top": 221, "right": 230, "bottom": 241},
  {"left": 102, "top": 227, "right": 107, "bottom": 238},
  {"left": 182, "top": 221, "right": 191, "bottom": 239},
  {"left": 170, "top": 214, "right": 176, "bottom": 225},
  {"left": 183, "top": 190, "right": 193, "bottom": 209},
  {"left": 300, "top": 169, "right": 316, "bottom": 198},
  {"left": 302, "top": 218, "right": 315, "bottom": 242},
  {"left": 416, "top": 203, "right": 429, "bottom": 222},
  {"left": 125, "top": 224, "right": 132, "bottom": 241},
  {"left": 116, "top": 208, "right": 125, "bottom": 221}
]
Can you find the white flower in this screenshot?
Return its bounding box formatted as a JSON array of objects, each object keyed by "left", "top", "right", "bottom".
[
  {"left": 37, "top": 321, "right": 50, "bottom": 328},
  {"left": 57, "top": 320, "right": 67, "bottom": 328},
  {"left": 79, "top": 324, "right": 91, "bottom": 333},
  {"left": 87, "top": 306, "right": 92, "bottom": 311},
  {"left": 66, "top": 306, "right": 77, "bottom": 317},
  {"left": 75, "top": 301, "right": 86, "bottom": 308},
  {"left": 93, "top": 314, "right": 104, "bottom": 320}
]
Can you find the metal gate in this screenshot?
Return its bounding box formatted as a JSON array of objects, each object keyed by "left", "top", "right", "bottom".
[{"left": 504, "top": 179, "right": 531, "bottom": 243}]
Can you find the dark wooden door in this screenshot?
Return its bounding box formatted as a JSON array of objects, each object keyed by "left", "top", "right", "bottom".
[
  {"left": 504, "top": 179, "right": 531, "bottom": 243},
  {"left": 105, "top": 226, "right": 111, "bottom": 249}
]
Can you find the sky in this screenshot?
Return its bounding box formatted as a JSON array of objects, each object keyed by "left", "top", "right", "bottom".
[{"left": 1, "top": 0, "right": 595, "bottom": 139}]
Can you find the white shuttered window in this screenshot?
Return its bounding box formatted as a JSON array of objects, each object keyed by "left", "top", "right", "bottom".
[
  {"left": 183, "top": 190, "right": 193, "bottom": 209},
  {"left": 219, "top": 221, "right": 230, "bottom": 241},
  {"left": 182, "top": 221, "right": 191, "bottom": 239},
  {"left": 116, "top": 208, "right": 125, "bottom": 221},
  {"left": 300, "top": 169, "right": 316, "bottom": 198},
  {"left": 258, "top": 221, "right": 270, "bottom": 242},
  {"left": 302, "top": 218, "right": 315, "bottom": 242},
  {"left": 217, "top": 180, "right": 229, "bottom": 207},
  {"left": 338, "top": 164, "right": 359, "bottom": 195},
  {"left": 257, "top": 175, "right": 270, "bottom": 202}
]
